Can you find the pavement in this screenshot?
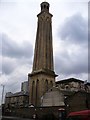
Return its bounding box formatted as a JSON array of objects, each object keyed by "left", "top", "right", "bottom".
[{"left": 1, "top": 116, "right": 34, "bottom": 120}]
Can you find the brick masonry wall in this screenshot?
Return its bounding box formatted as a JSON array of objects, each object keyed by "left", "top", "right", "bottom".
[{"left": 4, "top": 106, "right": 65, "bottom": 119}]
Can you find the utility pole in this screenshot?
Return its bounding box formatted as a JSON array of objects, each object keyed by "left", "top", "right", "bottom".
[
  {"left": 0, "top": 84, "right": 5, "bottom": 119},
  {"left": 1, "top": 84, "right": 5, "bottom": 105}
]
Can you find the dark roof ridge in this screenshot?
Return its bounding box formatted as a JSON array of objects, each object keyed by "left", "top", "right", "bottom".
[{"left": 56, "top": 77, "right": 84, "bottom": 84}]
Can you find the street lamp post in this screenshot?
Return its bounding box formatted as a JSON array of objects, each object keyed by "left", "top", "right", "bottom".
[
  {"left": 1, "top": 84, "right": 5, "bottom": 105},
  {"left": 0, "top": 84, "right": 5, "bottom": 119}
]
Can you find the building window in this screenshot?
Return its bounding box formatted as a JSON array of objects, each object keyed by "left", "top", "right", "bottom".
[
  {"left": 41, "top": 6, "right": 43, "bottom": 10},
  {"left": 32, "top": 81, "right": 35, "bottom": 102},
  {"left": 65, "top": 85, "right": 70, "bottom": 90},
  {"left": 50, "top": 81, "right": 53, "bottom": 88},
  {"left": 51, "top": 89, "right": 52, "bottom": 91},
  {"left": 47, "top": 6, "right": 49, "bottom": 10},
  {"left": 36, "top": 79, "right": 39, "bottom": 105},
  {"left": 45, "top": 79, "right": 48, "bottom": 91},
  {"left": 44, "top": 5, "right": 46, "bottom": 9}
]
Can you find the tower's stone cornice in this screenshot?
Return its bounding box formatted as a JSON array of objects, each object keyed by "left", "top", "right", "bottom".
[{"left": 28, "top": 69, "right": 58, "bottom": 77}]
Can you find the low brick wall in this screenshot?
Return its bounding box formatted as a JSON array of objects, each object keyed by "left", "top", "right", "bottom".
[{"left": 4, "top": 106, "right": 65, "bottom": 119}]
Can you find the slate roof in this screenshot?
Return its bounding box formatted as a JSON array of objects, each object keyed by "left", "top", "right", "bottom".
[
  {"left": 56, "top": 78, "right": 84, "bottom": 84},
  {"left": 6, "top": 91, "right": 29, "bottom": 98}
]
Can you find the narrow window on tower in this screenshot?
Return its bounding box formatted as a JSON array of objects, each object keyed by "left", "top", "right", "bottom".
[
  {"left": 44, "top": 5, "right": 46, "bottom": 9},
  {"left": 32, "top": 81, "right": 35, "bottom": 103},
  {"left": 45, "top": 79, "right": 48, "bottom": 91},
  {"left": 36, "top": 79, "right": 39, "bottom": 105},
  {"left": 50, "top": 81, "right": 53, "bottom": 88},
  {"left": 47, "top": 6, "right": 49, "bottom": 10},
  {"left": 41, "top": 6, "right": 43, "bottom": 10}
]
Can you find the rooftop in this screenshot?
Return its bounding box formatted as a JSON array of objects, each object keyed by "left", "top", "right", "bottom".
[
  {"left": 56, "top": 78, "right": 85, "bottom": 84},
  {"left": 6, "top": 91, "right": 29, "bottom": 98}
]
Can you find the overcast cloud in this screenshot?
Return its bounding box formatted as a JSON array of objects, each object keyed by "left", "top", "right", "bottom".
[
  {"left": 1, "top": 33, "right": 33, "bottom": 75},
  {"left": 0, "top": 0, "right": 89, "bottom": 104},
  {"left": 2, "top": 34, "right": 33, "bottom": 59},
  {"left": 55, "top": 13, "right": 88, "bottom": 77},
  {"left": 59, "top": 13, "right": 88, "bottom": 44}
]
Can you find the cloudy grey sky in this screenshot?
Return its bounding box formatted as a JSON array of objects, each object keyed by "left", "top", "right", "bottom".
[{"left": 0, "top": 0, "right": 89, "bottom": 104}]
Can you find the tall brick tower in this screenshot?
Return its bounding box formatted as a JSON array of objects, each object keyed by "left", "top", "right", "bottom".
[{"left": 28, "top": 2, "right": 57, "bottom": 106}]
